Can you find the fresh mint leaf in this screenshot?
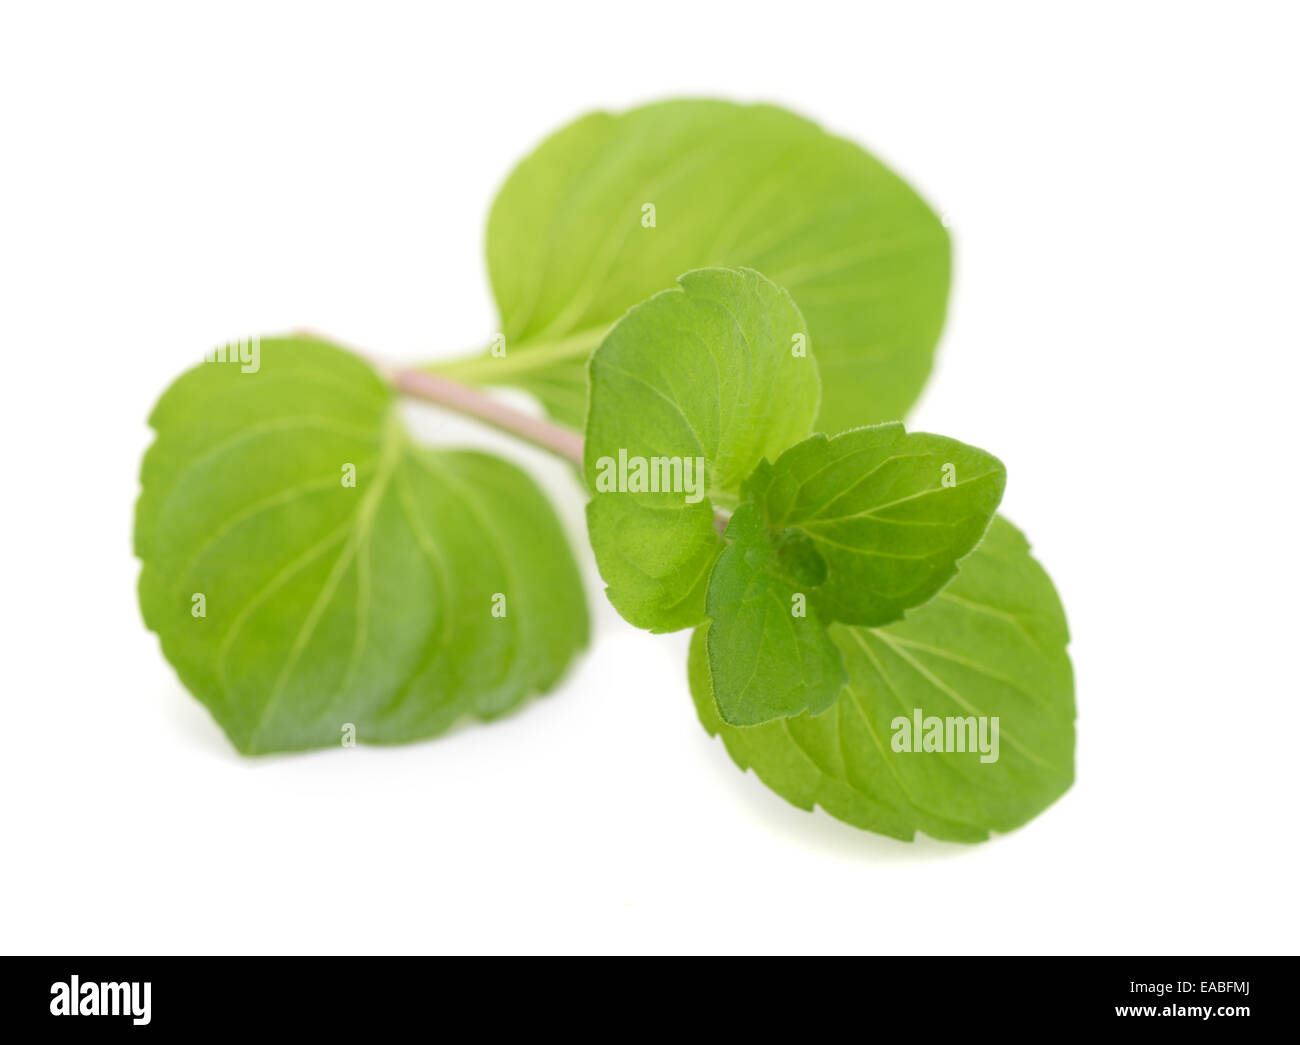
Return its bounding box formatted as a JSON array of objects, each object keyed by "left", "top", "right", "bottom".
[
  {"left": 583, "top": 495, "right": 720, "bottom": 635},
  {"left": 583, "top": 267, "right": 818, "bottom": 632},
  {"left": 691, "top": 516, "right": 1074, "bottom": 841},
  {"left": 434, "top": 99, "right": 949, "bottom": 433},
  {"left": 704, "top": 424, "right": 1005, "bottom": 724},
  {"left": 702, "top": 503, "right": 847, "bottom": 725},
  {"left": 742, "top": 425, "right": 1006, "bottom": 626},
  {"left": 135, "top": 337, "right": 588, "bottom": 754}
]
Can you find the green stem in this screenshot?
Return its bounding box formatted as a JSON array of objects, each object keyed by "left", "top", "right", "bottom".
[{"left": 423, "top": 325, "right": 608, "bottom": 383}]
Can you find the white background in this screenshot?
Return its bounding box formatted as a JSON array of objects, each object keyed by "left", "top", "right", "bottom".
[{"left": 2, "top": 1, "right": 1297, "bottom": 955}]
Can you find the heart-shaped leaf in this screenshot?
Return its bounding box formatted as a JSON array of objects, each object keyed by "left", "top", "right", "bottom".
[
  {"left": 136, "top": 337, "right": 588, "bottom": 753},
  {"left": 691, "top": 516, "right": 1074, "bottom": 841},
  {"left": 583, "top": 267, "right": 819, "bottom": 632},
  {"left": 434, "top": 99, "right": 950, "bottom": 433}
]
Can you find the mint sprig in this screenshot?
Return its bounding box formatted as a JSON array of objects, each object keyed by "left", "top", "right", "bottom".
[
  {"left": 582, "top": 268, "right": 1006, "bottom": 724},
  {"left": 135, "top": 99, "right": 1074, "bottom": 842}
]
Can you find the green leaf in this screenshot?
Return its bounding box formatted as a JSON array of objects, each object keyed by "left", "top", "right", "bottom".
[
  {"left": 436, "top": 98, "right": 950, "bottom": 433},
  {"left": 690, "top": 516, "right": 1075, "bottom": 842},
  {"left": 704, "top": 423, "right": 1005, "bottom": 724},
  {"left": 583, "top": 267, "right": 819, "bottom": 632},
  {"left": 702, "top": 502, "right": 847, "bottom": 725},
  {"left": 742, "top": 425, "right": 1006, "bottom": 626},
  {"left": 135, "top": 336, "right": 588, "bottom": 754}
]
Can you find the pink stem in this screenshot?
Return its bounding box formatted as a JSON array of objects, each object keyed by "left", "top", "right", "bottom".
[
  {"left": 384, "top": 366, "right": 585, "bottom": 466},
  {"left": 379, "top": 356, "right": 730, "bottom": 534}
]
